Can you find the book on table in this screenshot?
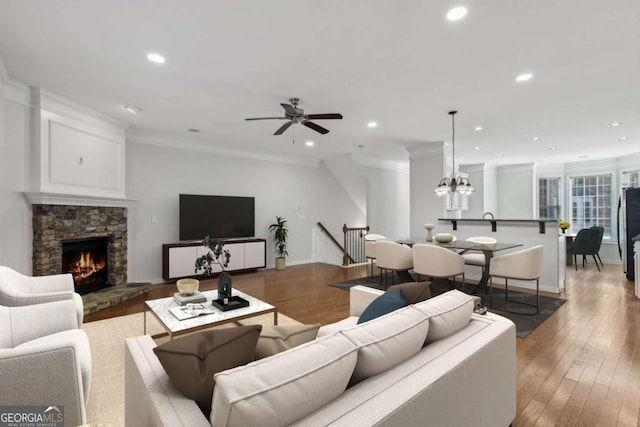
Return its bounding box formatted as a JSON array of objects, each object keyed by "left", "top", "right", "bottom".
[
  {"left": 169, "top": 303, "right": 215, "bottom": 320},
  {"left": 173, "top": 291, "right": 207, "bottom": 306}
]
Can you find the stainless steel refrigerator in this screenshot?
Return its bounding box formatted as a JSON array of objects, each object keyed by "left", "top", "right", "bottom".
[{"left": 618, "top": 187, "right": 640, "bottom": 280}]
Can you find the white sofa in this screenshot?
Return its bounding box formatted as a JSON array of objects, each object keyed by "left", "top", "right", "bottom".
[{"left": 125, "top": 286, "right": 516, "bottom": 426}]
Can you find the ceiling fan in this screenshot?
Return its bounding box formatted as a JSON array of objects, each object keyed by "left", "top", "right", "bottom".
[{"left": 245, "top": 97, "right": 343, "bottom": 136}]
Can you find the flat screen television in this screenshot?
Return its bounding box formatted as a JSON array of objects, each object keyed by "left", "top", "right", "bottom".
[{"left": 179, "top": 194, "right": 255, "bottom": 241}]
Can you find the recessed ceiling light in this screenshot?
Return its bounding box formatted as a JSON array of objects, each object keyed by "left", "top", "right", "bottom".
[
  {"left": 124, "top": 105, "right": 141, "bottom": 114},
  {"left": 474, "top": 126, "right": 483, "bottom": 131},
  {"left": 305, "top": 141, "right": 315, "bottom": 147},
  {"left": 496, "top": 154, "right": 503, "bottom": 158},
  {"left": 515, "top": 73, "right": 533, "bottom": 82},
  {"left": 549, "top": 147, "right": 558, "bottom": 151},
  {"left": 532, "top": 136, "right": 540, "bottom": 141},
  {"left": 357, "top": 144, "right": 365, "bottom": 149},
  {"left": 367, "top": 121, "right": 378, "bottom": 128},
  {"left": 147, "top": 53, "right": 166, "bottom": 64},
  {"left": 609, "top": 122, "right": 623, "bottom": 127},
  {"left": 446, "top": 6, "right": 468, "bottom": 21},
  {"left": 188, "top": 128, "right": 200, "bottom": 133},
  {"left": 474, "top": 146, "right": 481, "bottom": 151},
  {"left": 579, "top": 155, "right": 588, "bottom": 158},
  {"left": 619, "top": 136, "right": 629, "bottom": 141}
]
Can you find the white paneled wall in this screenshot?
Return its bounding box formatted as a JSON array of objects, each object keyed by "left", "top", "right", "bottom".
[{"left": 32, "top": 90, "right": 127, "bottom": 198}]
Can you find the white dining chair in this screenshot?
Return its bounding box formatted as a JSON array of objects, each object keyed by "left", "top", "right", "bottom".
[
  {"left": 462, "top": 236, "right": 497, "bottom": 280},
  {"left": 412, "top": 244, "right": 465, "bottom": 291},
  {"left": 374, "top": 240, "right": 413, "bottom": 288},
  {"left": 488, "top": 245, "right": 544, "bottom": 314},
  {"left": 364, "top": 234, "right": 387, "bottom": 278}
]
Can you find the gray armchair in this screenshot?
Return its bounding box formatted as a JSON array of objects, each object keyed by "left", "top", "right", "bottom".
[
  {"left": 0, "top": 266, "right": 83, "bottom": 325},
  {"left": 0, "top": 299, "right": 91, "bottom": 426}
]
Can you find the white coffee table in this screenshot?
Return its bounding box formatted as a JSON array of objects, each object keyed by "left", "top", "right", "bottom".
[{"left": 144, "top": 288, "right": 277, "bottom": 340}]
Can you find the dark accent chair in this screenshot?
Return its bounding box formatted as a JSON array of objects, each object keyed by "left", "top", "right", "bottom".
[
  {"left": 590, "top": 225, "right": 605, "bottom": 267},
  {"left": 567, "top": 227, "right": 602, "bottom": 271}
]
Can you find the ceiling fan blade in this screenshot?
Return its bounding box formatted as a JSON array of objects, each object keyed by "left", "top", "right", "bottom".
[
  {"left": 245, "top": 117, "right": 287, "bottom": 121},
  {"left": 274, "top": 121, "right": 293, "bottom": 135},
  {"left": 303, "top": 121, "right": 330, "bottom": 134},
  {"left": 280, "top": 103, "right": 297, "bottom": 115},
  {"left": 306, "top": 113, "right": 343, "bottom": 120}
]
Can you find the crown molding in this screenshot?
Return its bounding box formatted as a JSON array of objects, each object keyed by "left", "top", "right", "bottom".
[
  {"left": 127, "top": 131, "right": 321, "bottom": 168},
  {"left": 35, "top": 89, "right": 128, "bottom": 132},
  {"left": 23, "top": 191, "right": 137, "bottom": 208},
  {"left": 617, "top": 152, "right": 640, "bottom": 172},
  {"left": 564, "top": 157, "right": 617, "bottom": 175},
  {"left": 0, "top": 58, "right": 30, "bottom": 106}
]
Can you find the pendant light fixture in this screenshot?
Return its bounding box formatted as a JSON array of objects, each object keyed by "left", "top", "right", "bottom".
[{"left": 434, "top": 110, "right": 474, "bottom": 196}]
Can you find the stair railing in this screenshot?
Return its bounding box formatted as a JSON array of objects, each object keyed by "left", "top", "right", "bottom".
[
  {"left": 343, "top": 224, "right": 369, "bottom": 266},
  {"left": 317, "top": 223, "right": 370, "bottom": 266}
]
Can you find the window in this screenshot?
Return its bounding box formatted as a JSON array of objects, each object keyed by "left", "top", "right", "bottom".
[
  {"left": 622, "top": 170, "right": 640, "bottom": 188},
  {"left": 538, "top": 177, "right": 561, "bottom": 219},
  {"left": 570, "top": 174, "right": 612, "bottom": 238}
]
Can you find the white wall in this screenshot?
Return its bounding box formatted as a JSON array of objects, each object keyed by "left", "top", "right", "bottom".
[
  {"left": 126, "top": 141, "right": 365, "bottom": 283},
  {"left": 0, "top": 73, "right": 32, "bottom": 273},
  {"left": 460, "top": 164, "right": 485, "bottom": 218},
  {"left": 497, "top": 164, "right": 535, "bottom": 218},
  {"left": 357, "top": 161, "right": 410, "bottom": 239},
  {"left": 483, "top": 164, "right": 498, "bottom": 217},
  {"left": 409, "top": 144, "right": 446, "bottom": 239},
  {"left": 323, "top": 154, "right": 367, "bottom": 217}
]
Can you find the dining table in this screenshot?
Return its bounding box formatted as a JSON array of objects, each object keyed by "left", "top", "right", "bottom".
[{"left": 398, "top": 238, "right": 523, "bottom": 294}]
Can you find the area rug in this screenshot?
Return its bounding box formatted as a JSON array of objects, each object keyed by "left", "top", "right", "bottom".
[
  {"left": 330, "top": 275, "right": 566, "bottom": 338},
  {"left": 82, "top": 311, "right": 299, "bottom": 426}
]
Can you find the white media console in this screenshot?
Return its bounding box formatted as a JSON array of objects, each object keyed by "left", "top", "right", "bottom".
[{"left": 162, "top": 238, "right": 266, "bottom": 281}]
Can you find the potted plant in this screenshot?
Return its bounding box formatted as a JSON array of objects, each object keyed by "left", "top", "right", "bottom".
[
  {"left": 194, "top": 236, "right": 233, "bottom": 300},
  {"left": 269, "top": 216, "right": 288, "bottom": 270},
  {"left": 558, "top": 221, "right": 570, "bottom": 234}
]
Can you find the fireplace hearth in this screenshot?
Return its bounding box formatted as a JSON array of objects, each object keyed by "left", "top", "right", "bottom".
[{"left": 62, "top": 237, "right": 110, "bottom": 295}]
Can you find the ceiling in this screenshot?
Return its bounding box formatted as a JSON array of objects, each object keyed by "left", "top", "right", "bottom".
[{"left": 0, "top": 0, "right": 638, "bottom": 167}]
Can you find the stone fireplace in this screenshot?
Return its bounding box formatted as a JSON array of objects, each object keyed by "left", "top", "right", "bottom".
[{"left": 32, "top": 204, "right": 128, "bottom": 292}]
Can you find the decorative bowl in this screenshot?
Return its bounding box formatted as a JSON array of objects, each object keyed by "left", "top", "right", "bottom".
[
  {"left": 424, "top": 223, "right": 435, "bottom": 230},
  {"left": 434, "top": 233, "right": 455, "bottom": 243},
  {"left": 176, "top": 278, "right": 199, "bottom": 296}
]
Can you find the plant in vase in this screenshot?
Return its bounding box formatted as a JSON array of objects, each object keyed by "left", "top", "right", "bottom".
[
  {"left": 558, "top": 221, "right": 570, "bottom": 234},
  {"left": 194, "top": 236, "right": 232, "bottom": 302},
  {"left": 268, "top": 216, "right": 288, "bottom": 270}
]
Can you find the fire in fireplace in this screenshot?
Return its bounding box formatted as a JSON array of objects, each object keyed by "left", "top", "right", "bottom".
[{"left": 62, "top": 237, "right": 110, "bottom": 294}]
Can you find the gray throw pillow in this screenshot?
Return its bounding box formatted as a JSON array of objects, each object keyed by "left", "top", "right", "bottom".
[
  {"left": 153, "top": 325, "right": 261, "bottom": 416},
  {"left": 255, "top": 323, "right": 321, "bottom": 359},
  {"left": 387, "top": 281, "right": 431, "bottom": 304}
]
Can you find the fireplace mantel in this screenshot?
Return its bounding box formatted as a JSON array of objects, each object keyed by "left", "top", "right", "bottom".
[{"left": 23, "top": 191, "right": 136, "bottom": 208}]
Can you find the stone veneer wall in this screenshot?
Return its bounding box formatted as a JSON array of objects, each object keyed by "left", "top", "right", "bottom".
[{"left": 32, "top": 205, "right": 128, "bottom": 287}]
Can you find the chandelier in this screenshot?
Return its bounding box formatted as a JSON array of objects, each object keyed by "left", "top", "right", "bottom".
[{"left": 434, "top": 110, "right": 474, "bottom": 196}]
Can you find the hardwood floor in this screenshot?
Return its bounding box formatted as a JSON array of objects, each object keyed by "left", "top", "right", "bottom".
[{"left": 85, "top": 262, "right": 640, "bottom": 426}]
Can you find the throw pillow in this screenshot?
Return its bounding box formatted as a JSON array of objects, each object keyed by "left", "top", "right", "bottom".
[
  {"left": 387, "top": 281, "right": 431, "bottom": 304},
  {"left": 153, "top": 325, "right": 261, "bottom": 416},
  {"left": 254, "top": 323, "right": 321, "bottom": 359},
  {"left": 341, "top": 306, "right": 429, "bottom": 385},
  {"left": 211, "top": 334, "right": 358, "bottom": 427},
  {"left": 413, "top": 290, "right": 474, "bottom": 343},
  {"left": 357, "top": 288, "right": 407, "bottom": 324}
]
